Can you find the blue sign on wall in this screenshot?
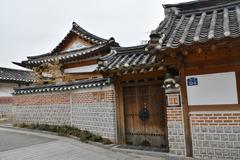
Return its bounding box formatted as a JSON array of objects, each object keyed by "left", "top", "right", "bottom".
[{"left": 187, "top": 77, "right": 198, "bottom": 86}]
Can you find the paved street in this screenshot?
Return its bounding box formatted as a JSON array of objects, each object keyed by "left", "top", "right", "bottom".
[{"left": 0, "top": 127, "right": 164, "bottom": 160}]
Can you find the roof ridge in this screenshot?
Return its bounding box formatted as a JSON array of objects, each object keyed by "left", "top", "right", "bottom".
[
  {"left": 72, "top": 22, "right": 108, "bottom": 43},
  {"left": 164, "top": 0, "right": 240, "bottom": 15},
  {"left": 0, "top": 66, "right": 31, "bottom": 72},
  {"left": 111, "top": 44, "right": 147, "bottom": 51}
]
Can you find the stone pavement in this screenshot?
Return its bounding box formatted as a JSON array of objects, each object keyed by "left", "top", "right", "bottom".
[{"left": 0, "top": 127, "right": 164, "bottom": 160}]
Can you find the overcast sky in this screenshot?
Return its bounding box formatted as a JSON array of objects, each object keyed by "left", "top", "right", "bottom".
[{"left": 0, "top": 0, "right": 190, "bottom": 69}]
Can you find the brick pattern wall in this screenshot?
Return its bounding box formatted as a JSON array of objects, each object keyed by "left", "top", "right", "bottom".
[
  {"left": 13, "top": 105, "right": 71, "bottom": 125},
  {"left": 190, "top": 111, "right": 240, "bottom": 160},
  {"left": 72, "top": 103, "right": 116, "bottom": 141},
  {"left": 14, "top": 93, "right": 70, "bottom": 105},
  {"left": 13, "top": 86, "right": 117, "bottom": 141},
  {"left": 0, "top": 97, "right": 13, "bottom": 117},
  {"left": 167, "top": 107, "right": 186, "bottom": 155}
]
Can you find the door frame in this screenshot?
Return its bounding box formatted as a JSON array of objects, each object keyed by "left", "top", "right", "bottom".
[{"left": 115, "top": 78, "right": 168, "bottom": 145}]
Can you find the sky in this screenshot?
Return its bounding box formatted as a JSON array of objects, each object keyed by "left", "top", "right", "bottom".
[{"left": 0, "top": 0, "right": 190, "bottom": 69}]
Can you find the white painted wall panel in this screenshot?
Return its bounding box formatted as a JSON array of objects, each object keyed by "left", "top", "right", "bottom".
[
  {"left": 64, "top": 64, "right": 98, "bottom": 73},
  {"left": 186, "top": 72, "right": 238, "bottom": 105},
  {"left": 0, "top": 83, "right": 18, "bottom": 97}
]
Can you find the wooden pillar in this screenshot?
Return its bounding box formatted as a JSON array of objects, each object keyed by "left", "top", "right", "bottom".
[
  {"left": 179, "top": 64, "right": 193, "bottom": 157},
  {"left": 114, "top": 77, "right": 126, "bottom": 144}
]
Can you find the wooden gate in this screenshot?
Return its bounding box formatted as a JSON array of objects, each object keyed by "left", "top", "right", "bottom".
[{"left": 123, "top": 84, "right": 167, "bottom": 147}]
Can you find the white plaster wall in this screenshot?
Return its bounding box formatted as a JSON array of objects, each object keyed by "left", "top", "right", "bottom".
[{"left": 0, "top": 83, "right": 18, "bottom": 97}]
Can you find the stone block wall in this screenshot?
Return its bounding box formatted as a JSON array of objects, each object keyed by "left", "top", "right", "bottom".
[
  {"left": 13, "top": 85, "right": 117, "bottom": 141},
  {"left": 0, "top": 97, "right": 13, "bottom": 117},
  {"left": 190, "top": 111, "right": 240, "bottom": 160},
  {"left": 71, "top": 89, "right": 116, "bottom": 141},
  {"left": 166, "top": 107, "right": 186, "bottom": 155},
  {"left": 13, "top": 93, "right": 71, "bottom": 125}
]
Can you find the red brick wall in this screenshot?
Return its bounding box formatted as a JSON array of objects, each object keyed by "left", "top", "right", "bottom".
[
  {"left": 190, "top": 112, "right": 240, "bottom": 126},
  {"left": 14, "top": 93, "right": 71, "bottom": 106},
  {"left": 167, "top": 107, "right": 183, "bottom": 122},
  {"left": 72, "top": 90, "right": 114, "bottom": 104},
  {"left": 14, "top": 90, "right": 115, "bottom": 106},
  {"left": 0, "top": 97, "right": 13, "bottom": 104}
]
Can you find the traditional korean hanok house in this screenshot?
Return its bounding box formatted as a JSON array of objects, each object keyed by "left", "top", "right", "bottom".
[
  {"left": 12, "top": 22, "right": 119, "bottom": 141},
  {"left": 0, "top": 67, "right": 32, "bottom": 118},
  {"left": 97, "top": 45, "right": 173, "bottom": 151},
  {"left": 145, "top": 0, "right": 240, "bottom": 159}
]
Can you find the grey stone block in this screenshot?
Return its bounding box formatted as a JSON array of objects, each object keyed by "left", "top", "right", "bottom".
[
  {"left": 170, "top": 149, "right": 176, "bottom": 154},
  {"left": 215, "top": 149, "right": 222, "bottom": 156},
  {"left": 232, "top": 127, "right": 240, "bottom": 133},
  {"left": 169, "top": 136, "right": 175, "bottom": 142},
  {"left": 205, "top": 134, "right": 212, "bottom": 140},
  {"left": 233, "top": 141, "right": 240, "bottom": 148},
  {"left": 218, "top": 142, "right": 225, "bottom": 148},
  {"left": 177, "top": 129, "right": 184, "bottom": 135},
  {"left": 230, "top": 150, "right": 238, "bottom": 157},
  {"left": 196, "top": 141, "right": 203, "bottom": 147},
  {"left": 210, "top": 141, "right": 218, "bottom": 148},
  {"left": 179, "top": 143, "right": 185, "bottom": 149},
  {"left": 201, "top": 126, "right": 208, "bottom": 133},
  {"left": 192, "top": 126, "right": 200, "bottom": 133},
  {"left": 175, "top": 137, "right": 182, "bottom": 142},
  {"left": 202, "top": 141, "right": 210, "bottom": 148},
  {"left": 216, "top": 127, "right": 224, "bottom": 133},
  {"left": 175, "top": 123, "right": 181, "bottom": 129},
  {"left": 176, "top": 150, "right": 184, "bottom": 155},
  {"left": 200, "top": 148, "right": 207, "bottom": 155},
  {"left": 222, "top": 149, "right": 230, "bottom": 156},
  {"left": 207, "top": 148, "right": 215, "bottom": 155},
  {"left": 221, "top": 134, "right": 229, "bottom": 141},
  {"left": 224, "top": 126, "right": 232, "bottom": 133},
  {"left": 209, "top": 126, "right": 216, "bottom": 133},
  {"left": 193, "top": 149, "right": 199, "bottom": 155},
  {"left": 226, "top": 142, "right": 234, "bottom": 148},
  {"left": 172, "top": 143, "right": 179, "bottom": 149},
  {"left": 229, "top": 134, "right": 237, "bottom": 141},
  {"left": 213, "top": 134, "right": 220, "bottom": 141},
  {"left": 198, "top": 134, "right": 205, "bottom": 140}
]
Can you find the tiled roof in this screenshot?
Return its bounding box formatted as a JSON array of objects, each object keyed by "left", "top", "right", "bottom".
[
  {"left": 13, "top": 78, "right": 111, "bottom": 95},
  {"left": 27, "top": 22, "right": 108, "bottom": 59},
  {"left": 13, "top": 22, "right": 119, "bottom": 68},
  {"left": 98, "top": 45, "right": 163, "bottom": 73},
  {"left": 149, "top": 0, "right": 240, "bottom": 50},
  {"left": 14, "top": 39, "right": 116, "bottom": 68},
  {"left": 0, "top": 67, "right": 33, "bottom": 83}
]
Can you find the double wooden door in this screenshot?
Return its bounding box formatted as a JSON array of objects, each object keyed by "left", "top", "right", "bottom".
[{"left": 123, "top": 84, "right": 167, "bottom": 147}]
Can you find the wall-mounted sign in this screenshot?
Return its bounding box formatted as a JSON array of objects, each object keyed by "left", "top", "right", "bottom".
[
  {"left": 187, "top": 77, "right": 198, "bottom": 86},
  {"left": 186, "top": 72, "right": 238, "bottom": 105},
  {"left": 167, "top": 94, "right": 180, "bottom": 107}
]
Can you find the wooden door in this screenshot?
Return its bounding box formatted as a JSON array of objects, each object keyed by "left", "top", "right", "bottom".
[{"left": 123, "top": 84, "right": 167, "bottom": 147}]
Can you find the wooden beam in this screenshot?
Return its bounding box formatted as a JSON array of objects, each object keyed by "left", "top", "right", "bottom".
[
  {"left": 63, "top": 59, "right": 97, "bottom": 68},
  {"left": 189, "top": 104, "right": 240, "bottom": 112},
  {"left": 119, "top": 71, "right": 165, "bottom": 82},
  {"left": 114, "top": 78, "right": 126, "bottom": 144},
  {"left": 179, "top": 64, "right": 192, "bottom": 157}
]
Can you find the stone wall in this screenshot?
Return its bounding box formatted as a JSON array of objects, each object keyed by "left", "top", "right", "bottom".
[
  {"left": 190, "top": 111, "right": 240, "bottom": 160},
  {"left": 0, "top": 97, "right": 13, "bottom": 117},
  {"left": 71, "top": 89, "right": 116, "bottom": 141},
  {"left": 13, "top": 85, "right": 117, "bottom": 141},
  {"left": 166, "top": 107, "right": 186, "bottom": 155}
]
